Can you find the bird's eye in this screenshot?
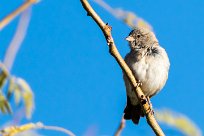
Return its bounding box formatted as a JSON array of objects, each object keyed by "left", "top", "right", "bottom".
[{"left": 136, "top": 34, "right": 141, "bottom": 38}]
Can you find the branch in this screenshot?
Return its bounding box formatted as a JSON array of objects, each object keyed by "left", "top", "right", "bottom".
[
  {"left": 3, "top": 7, "right": 32, "bottom": 71},
  {"left": 93, "top": 0, "right": 153, "bottom": 30},
  {"left": 37, "top": 122, "right": 76, "bottom": 136},
  {"left": 0, "top": 122, "right": 75, "bottom": 136},
  {"left": 1, "top": 0, "right": 38, "bottom": 71},
  {"left": 80, "top": 0, "right": 165, "bottom": 135},
  {"left": 0, "top": 0, "right": 37, "bottom": 120},
  {"left": 114, "top": 116, "right": 126, "bottom": 136},
  {"left": 0, "top": 0, "right": 37, "bottom": 30}
]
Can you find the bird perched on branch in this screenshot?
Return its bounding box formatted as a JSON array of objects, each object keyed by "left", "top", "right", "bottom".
[{"left": 123, "top": 27, "right": 170, "bottom": 124}]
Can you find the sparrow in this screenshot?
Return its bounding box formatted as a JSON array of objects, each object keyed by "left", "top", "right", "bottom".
[{"left": 123, "top": 27, "right": 170, "bottom": 124}]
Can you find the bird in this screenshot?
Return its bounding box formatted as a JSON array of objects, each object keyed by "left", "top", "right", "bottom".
[{"left": 123, "top": 27, "right": 170, "bottom": 124}]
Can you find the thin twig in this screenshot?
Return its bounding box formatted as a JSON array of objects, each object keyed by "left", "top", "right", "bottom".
[
  {"left": 36, "top": 122, "right": 76, "bottom": 136},
  {"left": 0, "top": 0, "right": 37, "bottom": 30},
  {"left": 0, "top": 122, "right": 76, "bottom": 136},
  {"left": 3, "top": 8, "right": 32, "bottom": 71},
  {"left": 114, "top": 116, "right": 126, "bottom": 136},
  {"left": 93, "top": 0, "right": 153, "bottom": 30},
  {"left": 80, "top": 0, "right": 165, "bottom": 135}
]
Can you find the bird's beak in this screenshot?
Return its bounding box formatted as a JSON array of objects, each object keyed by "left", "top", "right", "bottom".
[{"left": 125, "top": 36, "right": 134, "bottom": 42}]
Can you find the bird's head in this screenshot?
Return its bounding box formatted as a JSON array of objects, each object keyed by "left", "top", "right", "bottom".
[{"left": 126, "top": 27, "right": 158, "bottom": 51}]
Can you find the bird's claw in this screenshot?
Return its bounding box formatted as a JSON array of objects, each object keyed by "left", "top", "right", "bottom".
[
  {"left": 136, "top": 80, "right": 142, "bottom": 88},
  {"left": 146, "top": 97, "right": 154, "bottom": 115}
]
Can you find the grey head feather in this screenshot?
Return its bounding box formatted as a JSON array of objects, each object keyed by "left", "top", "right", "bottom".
[
  {"left": 126, "top": 27, "right": 158, "bottom": 52},
  {"left": 126, "top": 27, "right": 160, "bottom": 61}
]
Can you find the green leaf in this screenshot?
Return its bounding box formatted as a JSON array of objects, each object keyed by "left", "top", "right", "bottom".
[
  {"left": 22, "top": 91, "right": 34, "bottom": 119},
  {"left": 16, "top": 78, "right": 34, "bottom": 119},
  {"left": 6, "top": 77, "right": 34, "bottom": 118},
  {"left": 7, "top": 77, "right": 22, "bottom": 105},
  {"left": 0, "top": 65, "right": 9, "bottom": 89},
  {"left": 7, "top": 77, "right": 15, "bottom": 99},
  {"left": 14, "top": 89, "right": 21, "bottom": 105},
  {"left": 0, "top": 94, "right": 12, "bottom": 114}
]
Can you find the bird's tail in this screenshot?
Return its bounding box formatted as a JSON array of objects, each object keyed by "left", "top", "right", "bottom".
[{"left": 123, "top": 97, "right": 144, "bottom": 124}]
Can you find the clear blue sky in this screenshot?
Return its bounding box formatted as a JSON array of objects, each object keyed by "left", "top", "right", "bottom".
[{"left": 0, "top": 0, "right": 204, "bottom": 135}]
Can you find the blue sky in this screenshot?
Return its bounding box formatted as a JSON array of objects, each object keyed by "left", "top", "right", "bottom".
[{"left": 1, "top": 0, "right": 204, "bottom": 135}]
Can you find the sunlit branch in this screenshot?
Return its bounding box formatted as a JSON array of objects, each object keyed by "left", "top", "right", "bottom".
[
  {"left": 0, "top": 0, "right": 37, "bottom": 30},
  {"left": 80, "top": 0, "right": 165, "bottom": 135}
]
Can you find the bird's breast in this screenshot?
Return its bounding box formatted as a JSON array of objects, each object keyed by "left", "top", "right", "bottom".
[{"left": 125, "top": 46, "right": 170, "bottom": 101}]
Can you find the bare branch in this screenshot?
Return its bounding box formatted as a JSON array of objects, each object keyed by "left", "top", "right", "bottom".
[
  {"left": 3, "top": 8, "right": 32, "bottom": 71},
  {"left": 114, "top": 116, "right": 126, "bottom": 136},
  {"left": 0, "top": 0, "right": 37, "bottom": 30},
  {"left": 1, "top": 0, "right": 38, "bottom": 71},
  {"left": 80, "top": 0, "right": 165, "bottom": 135},
  {"left": 36, "top": 122, "right": 76, "bottom": 136},
  {"left": 93, "top": 0, "right": 153, "bottom": 30}
]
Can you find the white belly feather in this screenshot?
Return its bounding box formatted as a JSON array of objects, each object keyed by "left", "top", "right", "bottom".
[{"left": 124, "top": 46, "right": 170, "bottom": 105}]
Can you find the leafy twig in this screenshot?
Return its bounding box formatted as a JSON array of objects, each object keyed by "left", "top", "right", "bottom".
[{"left": 0, "top": 0, "right": 36, "bottom": 118}]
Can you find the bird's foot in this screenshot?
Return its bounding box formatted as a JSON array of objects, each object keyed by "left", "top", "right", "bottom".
[
  {"left": 146, "top": 97, "right": 154, "bottom": 115},
  {"left": 140, "top": 96, "right": 154, "bottom": 115},
  {"left": 136, "top": 80, "right": 142, "bottom": 88}
]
